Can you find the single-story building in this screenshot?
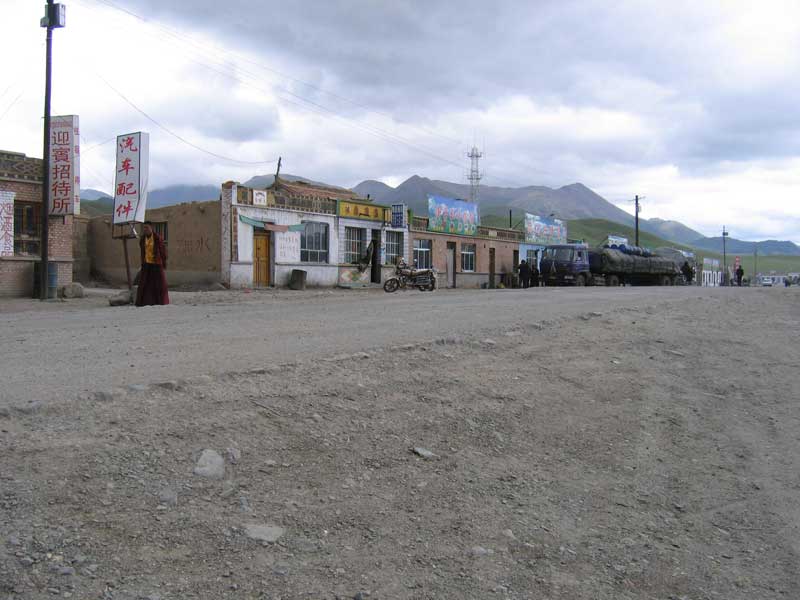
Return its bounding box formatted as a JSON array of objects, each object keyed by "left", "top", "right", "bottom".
[
  {"left": 221, "top": 177, "right": 408, "bottom": 288},
  {"left": 409, "top": 215, "right": 522, "bottom": 288}
]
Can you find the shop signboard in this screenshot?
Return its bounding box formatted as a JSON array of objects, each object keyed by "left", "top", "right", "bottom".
[
  {"left": 49, "top": 115, "right": 80, "bottom": 215},
  {"left": 113, "top": 132, "right": 149, "bottom": 224},
  {"left": 524, "top": 213, "right": 567, "bottom": 245},
  {"left": 427, "top": 195, "right": 479, "bottom": 235},
  {"left": 391, "top": 203, "right": 407, "bottom": 228},
  {"left": 0, "top": 191, "right": 14, "bottom": 257}
]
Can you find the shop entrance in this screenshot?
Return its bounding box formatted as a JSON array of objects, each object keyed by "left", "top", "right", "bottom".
[
  {"left": 253, "top": 231, "right": 271, "bottom": 287},
  {"left": 446, "top": 242, "right": 456, "bottom": 288},
  {"left": 371, "top": 229, "right": 382, "bottom": 284}
]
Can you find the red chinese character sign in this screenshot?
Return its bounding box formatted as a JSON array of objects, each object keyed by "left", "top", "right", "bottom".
[
  {"left": 113, "top": 131, "right": 149, "bottom": 225},
  {"left": 49, "top": 115, "right": 80, "bottom": 216},
  {"left": 0, "top": 191, "right": 14, "bottom": 257}
]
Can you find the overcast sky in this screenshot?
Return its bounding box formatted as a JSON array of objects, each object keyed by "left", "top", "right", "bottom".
[{"left": 2, "top": 0, "right": 799, "bottom": 241}]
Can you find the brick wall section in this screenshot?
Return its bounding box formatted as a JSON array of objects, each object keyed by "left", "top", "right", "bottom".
[
  {"left": 0, "top": 161, "right": 75, "bottom": 297},
  {"left": 0, "top": 260, "right": 34, "bottom": 297}
]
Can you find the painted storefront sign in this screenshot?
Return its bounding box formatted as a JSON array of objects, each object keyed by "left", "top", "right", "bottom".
[
  {"left": 427, "top": 195, "right": 479, "bottom": 236},
  {"left": 113, "top": 132, "right": 149, "bottom": 224},
  {"left": 524, "top": 213, "right": 567, "bottom": 245},
  {"left": 0, "top": 191, "right": 14, "bottom": 257},
  {"left": 49, "top": 115, "right": 80, "bottom": 215},
  {"left": 338, "top": 200, "right": 388, "bottom": 222}
]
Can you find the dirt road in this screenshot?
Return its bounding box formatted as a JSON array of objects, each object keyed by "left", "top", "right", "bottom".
[
  {"left": 0, "top": 286, "right": 761, "bottom": 409},
  {"left": 1, "top": 287, "right": 799, "bottom": 599}
]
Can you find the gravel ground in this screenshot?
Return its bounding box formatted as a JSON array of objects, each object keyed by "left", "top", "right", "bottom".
[{"left": 1, "top": 287, "right": 799, "bottom": 599}]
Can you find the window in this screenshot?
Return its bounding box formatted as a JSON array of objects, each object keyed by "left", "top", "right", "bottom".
[
  {"left": 150, "top": 221, "right": 168, "bottom": 245},
  {"left": 413, "top": 239, "right": 432, "bottom": 269},
  {"left": 301, "top": 221, "right": 329, "bottom": 263},
  {"left": 13, "top": 202, "right": 41, "bottom": 256},
  {"left": 461, "top": 243, "right": 476, "bottom": 272},
  {"left": 344, "top": 226, "right": 366, "bottom": 263},
  {"left": 384, "top": 231, "right": 403, "bottom": 265},
  {"left": 526, "top": 249, "right": 537, "bottom": 266},
  {"left": 544, "top": 247, "right": 573, "bottom": 262}
]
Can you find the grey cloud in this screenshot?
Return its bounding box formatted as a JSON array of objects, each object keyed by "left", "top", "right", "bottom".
[{"left": 114, "top": 0, "right": 799, "bottom": 171}]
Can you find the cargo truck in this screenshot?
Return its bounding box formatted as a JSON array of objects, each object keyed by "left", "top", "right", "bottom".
[{"left": 540, "top": 243, "right": 682, "bottom": 286}]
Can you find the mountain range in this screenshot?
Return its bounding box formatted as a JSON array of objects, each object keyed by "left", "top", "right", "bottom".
[{"left": 78, "top": 175, "right": 800, "bottom": 255}]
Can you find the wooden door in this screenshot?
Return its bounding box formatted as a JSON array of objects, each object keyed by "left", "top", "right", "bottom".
[
  {"left": 253, "top": 232, "right": 271, "bottom": 287},
  {"left": 446, "top": 244, "right": 456, "bottom": 288},
  {"left": 489, "top": 247, "right": 496, "bottom": 289}
]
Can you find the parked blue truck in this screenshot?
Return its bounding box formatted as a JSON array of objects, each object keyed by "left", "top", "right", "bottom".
[{"left": 540, "top": 243, "right": 682, "bottom": 286}]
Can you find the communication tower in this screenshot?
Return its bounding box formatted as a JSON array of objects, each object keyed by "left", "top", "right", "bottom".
[{"left": 467, "top": 146, "right": 483, "bottom": 203}]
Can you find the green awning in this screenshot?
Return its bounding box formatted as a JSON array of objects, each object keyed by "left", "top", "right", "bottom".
[{"left": 238, "top": 214, "right": 294, "bottom": 233}]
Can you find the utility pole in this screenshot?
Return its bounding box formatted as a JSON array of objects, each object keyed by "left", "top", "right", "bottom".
[
  {"left": 722, "top": 226, "right": 729, "bottom": 286},
  {"left": 634, "top": 195, "right": 641, "bottom": 246},
  {"left": 508, "top": 209, "right": 512, "bottom": 229},
  {"left": 38, "top": 1, "right": 65, "bottom": 300},
  {"left": 754, "top": 244, "right": 758, "bottom": 282},
  {"left": 467, "top": 146, "right": 482, "bottom": 204}
]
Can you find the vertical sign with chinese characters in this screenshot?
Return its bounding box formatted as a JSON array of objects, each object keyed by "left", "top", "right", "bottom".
[
  {"left": 113, "top": 132, "right": 150, "bottom": 224},
  {"left": 0, "top": 191, "right": 14, "bottom": 257},
  {"left": 391, "top": 204, "right": 407, "bottom": 229},
  {"left": 49, "top": 115, "right": 80, "bottom": 215}
]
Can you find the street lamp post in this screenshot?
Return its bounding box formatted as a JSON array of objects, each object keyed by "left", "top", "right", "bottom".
[{"left": 38, "top": 1, "right": 65, "bottom": 300}]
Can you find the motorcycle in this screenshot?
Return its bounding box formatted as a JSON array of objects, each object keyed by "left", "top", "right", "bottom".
[{"left": 383, "top": 258, "right": 437, "bottom": 293}]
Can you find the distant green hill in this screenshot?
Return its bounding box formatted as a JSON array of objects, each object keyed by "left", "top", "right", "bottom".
[{"left": 80, "top": 196, "right": 114, "bottom": 217}]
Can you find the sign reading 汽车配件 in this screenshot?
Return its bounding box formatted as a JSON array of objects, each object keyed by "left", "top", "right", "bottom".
[{"left": 113, "top": 132, "right": 149, "bottom": 225}]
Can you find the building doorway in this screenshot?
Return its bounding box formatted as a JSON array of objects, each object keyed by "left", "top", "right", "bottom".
[
  {"left": 446, "top": 242, "right": 456, "bottom": 288},
  {"left": 371, "top": 229, "right": 381, "bottom": 284},
  {"left": 489, "top": 247, "right": 496, "bottom": 289},
  {"left": 253, "top": 231, "right": 271, "bottom": 287}
]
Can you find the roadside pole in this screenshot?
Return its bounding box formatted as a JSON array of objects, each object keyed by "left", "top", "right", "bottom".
[{"left": 39, "top": 2, "right": 66, "bottom": 299}]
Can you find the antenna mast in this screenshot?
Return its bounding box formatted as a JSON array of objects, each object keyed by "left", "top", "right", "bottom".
[{"left": 467, "top": 146, "right": 483, "bottom": 203}]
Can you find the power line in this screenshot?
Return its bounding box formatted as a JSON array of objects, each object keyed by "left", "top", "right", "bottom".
[
  {"left": 0, "top": 92, "right": 25, "bottom": 124},
  {"left": 84, "top": 0, "right": 467, "bottom": 149},
  {"left": 96, "top": 74, "right": 278, "bottom": 166},
  {"left": 72, "top": 0, "right": 468, "bottom": 170}
]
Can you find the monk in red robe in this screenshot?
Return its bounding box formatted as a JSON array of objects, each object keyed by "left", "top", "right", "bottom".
[{"left": 135, "top": 221, "right": 170, "bottom": 306}]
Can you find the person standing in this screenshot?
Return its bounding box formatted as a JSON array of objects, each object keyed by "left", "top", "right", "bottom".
[
  {"left": 681, "top": 261, "right": 694, "bottom": 285},
  {"left": 136, "top": 221, "right": 170, "bottom": 307},
  {"left": 518, "top": 259, "right": 531, "bottom": 289},
  {"left": 735, "top": 264, "right": 744, "bottom": 287},
  {"left": 530, "top": 259, "right": 540, "bottom": 288}
]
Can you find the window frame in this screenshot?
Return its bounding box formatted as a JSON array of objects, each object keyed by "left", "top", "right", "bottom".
[
  {"left": 384, "top": 230, "right": 403, "bottom": 265},
  {"left": 413, "top": 238, "right": 432, "bottom": 269},
  {"left": 300, "top": 221, "right": 329, "bottom": 263},
  {"left": 150, "top": 221, "right": 168, "bottom": 246},
  {"left": 343, "top": 226, "right": 367, "bottom": 264},
  {"left": 13, "top": 201, "right": 41, "bottom": 257},
  {"left": 461, "top": 243, "right": 476, "bottom": 272}
]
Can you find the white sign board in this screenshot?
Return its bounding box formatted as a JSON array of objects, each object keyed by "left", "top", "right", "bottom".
[
  {"left": 253, "top": 190, "right": 268, "bottom": 206},
  {"left": 49, "top": 115, "right": 80, "bottom": 215},
  {"left": 0, "top": 191, "right": 14, "bottom": 257},
  {"left": 113, "top": 132, "right": 149, "bottom": 224},
  {"left": 607, "top": 235, "right": 628, "bottom": 247}
]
